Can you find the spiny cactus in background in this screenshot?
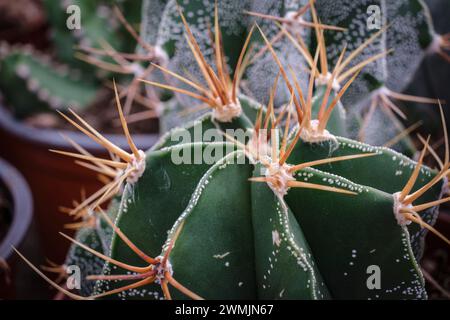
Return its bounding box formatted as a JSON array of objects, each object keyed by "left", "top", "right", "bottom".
[
  {"left": 0, "top": 44, "right": 97, "bottom": 118},
  {"left": 16, "top": 4, "right": 450, "bottom": 300},
  {"left": 76, "top": 7, "right": 167, "bottom": 124},
  {"left": 0, "top": 0, "right": 143, "bottom": 118},
  {"left": 311, "top": 0, "right": 449, "bottom": 151},
  {"left": 398, "top": 0, "right": 450, "bottom": 139},
  {"left": 43, "top": 0, "right": 143, "bottom": 72},
  {"left": 139, "top": 0, "right": 343, "bottom": 130},
  {"left": 135, "top": 0, "right": 449, "bottom": 153}
]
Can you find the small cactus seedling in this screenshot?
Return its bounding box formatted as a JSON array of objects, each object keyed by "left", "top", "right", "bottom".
[{"left": 14, "top": 4, "right": 450, "bottom": 300}]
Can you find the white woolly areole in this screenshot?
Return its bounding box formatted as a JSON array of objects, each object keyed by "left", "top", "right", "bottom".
[
  {"left": 315, "top": 72, "right": 341, "bottom": 91},
  {"left": 153, "top": 101, "right": 164, "bottom": 117},
  {"left": 153, "top": 46, "right": 169, "bottom": 67},
  {"left": 374, "top": 86, "right": 391, "bottom": 99},
  {"left": 284, "top": 11, "right": 306, "bottom": 35},
  {"left": 300, "top": 120, "right": 336, "bottom": 143},
  {"left": 247, "top": 130, "right": 271, "bottom": 164},
  {"left": 393, "top": 192, "right": 413, "bottom": 226},
  {"left": 153, "top": 256, "right": 173, "bottom": 285},
  {"left": 126, "top": 150, "right": 146, "bottom": 184},
  {"left": 129, "top": 63, "right": 145, "bottom": 77},
  {"left": 16, "top": 64, "right": 30, "bottom": 79},
  {"left": 265, "top": 162, "right": 295, "bottom": 197},
  {"left": 212, "top": 100, "right": 242, "bottom": 123},
  {"left": 427, "top": 34, "right": 443, "bottom": 55}
]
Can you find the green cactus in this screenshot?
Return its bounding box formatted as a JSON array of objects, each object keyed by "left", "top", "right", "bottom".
[
  {"left": 9, "top": 0, "right": 450, "bottom": 299},
  {"left": 310, "top": 0, "right": 447, "bottom": 151},
  {"left": 0, "top": 1, "right": 144, "bottom": 118},
  {"left": 15, "top": 3, "right": 450, "bottom": 301},
  {"left": 0, "top": 45, "right": 97, "bottom": 118},
  {"left": 30, "top": 93, "right": 447, "bottom": 299},
  {"left": 140, "top": 0, "right": 447, "bottom": 150},
  {"left": 60, "top": 197, "right": 121, "bottom": 296},
  {"left": 43, "top": 0, "right": 143, "bottom": 71}
]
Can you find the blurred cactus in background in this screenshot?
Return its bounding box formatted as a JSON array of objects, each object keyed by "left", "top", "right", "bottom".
[{"left": 0, "top": 0, "right": 143, "bottom": 118}]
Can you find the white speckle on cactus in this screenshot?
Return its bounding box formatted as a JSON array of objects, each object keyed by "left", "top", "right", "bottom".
[
  {"left": 315, "top": 72, "right": 341, "bottom": 91},
  {"left": 213, "top": 252, "right": 231, "bottom": 259},
  {"left": 272, "top": 230, "right": 281, "bottom": 247},
  {"left": 37, "top": 88, "right": 50, "bottom": 101}
]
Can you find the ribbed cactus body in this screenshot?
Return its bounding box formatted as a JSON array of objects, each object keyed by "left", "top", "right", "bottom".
[
  {"left": 62, "top": 95, "right": 441, "bottom": 299},
  {"left": 87, "top": 134, "right": 440, "bottom": 299},
  {"left": 142, "top": 0, "right": 442, "bottom": 153},
  {"left": 0, "top": 0, "right": 142, "bottom": 117}
]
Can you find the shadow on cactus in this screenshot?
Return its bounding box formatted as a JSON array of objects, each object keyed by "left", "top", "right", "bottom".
[{"left": 14, "top": 1, "right": 450, "bottom": 300}]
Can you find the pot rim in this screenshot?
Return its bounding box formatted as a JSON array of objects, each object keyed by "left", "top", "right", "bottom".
[
  {"left": 0, "top": 104, "right": 159, "bottom": 152},
  {"left": 0, "top": 157, "right": 33, "bottom": 260}
]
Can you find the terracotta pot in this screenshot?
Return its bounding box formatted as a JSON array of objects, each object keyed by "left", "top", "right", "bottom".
[
  {"left": 0, "top": 104, "right": 159, "bottom": 264},
  {"left": 0, "top": 157, "right": 33, "bottom": 299}
]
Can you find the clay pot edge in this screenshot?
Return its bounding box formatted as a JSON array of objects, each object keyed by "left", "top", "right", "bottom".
[{"left": 0, "top": 104, "right": 160, "bottom": 152}]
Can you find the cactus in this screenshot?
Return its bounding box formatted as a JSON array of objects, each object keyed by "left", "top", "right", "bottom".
[
  {"left": 397, "top": 0, "right": 450, "bottom": 139},
  {"left": 0, "top": 45, "right": 97, "bottom": 118},
  {"left": 0, "top": 1, "right": 143, "bottom": 118},
  {"left": 43, "top": 0, "right": 143, "bottom": 71},
  {"left": 14, "top": 3, "right": 450, "bottom": 301},
  {"left": 136, "top": 0, "right": 449, "bottom": 153},
  {"left": 310, "top": 0, "right": 448, "bottom": 150}
]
